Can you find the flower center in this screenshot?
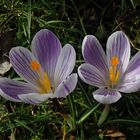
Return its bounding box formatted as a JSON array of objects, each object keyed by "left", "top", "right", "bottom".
[
  {"left": 31, "top": 60, "right": 52, "bottom": 94},
  {"left": 109, "top": 56, "right": 120, "bottom": 88}
]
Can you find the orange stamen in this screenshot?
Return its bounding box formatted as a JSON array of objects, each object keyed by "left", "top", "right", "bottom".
[
  {"left": 39, "top": 73, "right": 52, "bottom": 93},
  {"left": 111, "top": 56, "right": 119, "bottom": 66},
  {"left": 109, "top": 56, "right": 120, "bottom": 87},
  {"left": 31, "top": 60, "right": 40, "bottom": 72},
  {"left": 30, "top": 60, "right": 52, "bottom": 94}
]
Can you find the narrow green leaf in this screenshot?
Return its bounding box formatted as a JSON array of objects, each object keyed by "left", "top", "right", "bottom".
[
  {"left": 78, "top": 103, "right": 100, "bottom": 124},
  {"left": 14, "top": 120, "right": 36, "bottom": 134}
]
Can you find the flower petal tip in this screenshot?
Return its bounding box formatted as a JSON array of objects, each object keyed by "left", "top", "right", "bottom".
[
  {"left": 93, "top": 88, "right": 122, "bottom": 104},
  {"left": 0, "top": 88, "right": 21, "bottom": 102},
  {"left": 55, "top": 73, "right": 77, "bottom": 98}
]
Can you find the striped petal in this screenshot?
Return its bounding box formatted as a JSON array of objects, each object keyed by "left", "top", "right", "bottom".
[
  {"left": 55, "top": 73, "right": 77, "bottom": 98},
  {"left": 0, "top": 78, "right": 37, "bottom": 102},
  {"left": 31, "top": 29, "right": 62, "bottom": 85},
  {"left": 118, "top": 51, "right": 140, "bottom": 93},
  {"left": 106, "top": 31, "right": 130, "bottom": 74},
  {"left": 93, "top": 88, "right": 122, "bottom": 104},
  {"left": 9, "top": 47, "right": 42, "bottom": 86},
  {"left": 54, "top": 44, "right": 76, "bottom": 86},
  {"left": 78, "top": 63, "right": 106, "bottom": 88},
  {"left": 82, "top": 35, "right": 108, "bottom": 77},
  {"left": 18, "top": 93, "right": 54, "bottom": 104}
]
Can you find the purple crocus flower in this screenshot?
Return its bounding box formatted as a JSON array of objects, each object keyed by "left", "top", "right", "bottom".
[
  {"left": 78, "top": 31, "right": 140, "bottom": 104},
  {"left": 0, "top": 29, "right": 77, "bottom": 104}
]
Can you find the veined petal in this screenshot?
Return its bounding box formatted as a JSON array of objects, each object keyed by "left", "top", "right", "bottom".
[
  {"left": 55, "top": 73, "right": 77, "bottom": 98},
  {"left": 118, "top": 80, "right": 140, "bottom": 93},
  {"left": 82, "top": 35, "right": 108, "bottom": 76},
  {"left": 18, "top": 93, "right": 54, "bottom": 104},
  {"left": 31, "top": 29, "right": 62, "bottom": 84},
  {"left": 78, "top": 63, "right": 106, "bottom": 88},
  {"left": 0, "top": 78, "right": 37, "bottom": 102},
  {"left": 125, "top": 51, "right": 140, "bottom": 76},
  {"left": 106, "top": 31, "right": 130, "bottom": 73},
  {"left": 54, "top": 44, "right": 76, "bottom": 86},
  {"left": 93, "top": 88, "right": 122, "bottom": 104},
  {"left": 118, "top": 51, "right": 140, "bottom": 93},
  {"left": 9, "top": 47, "right": 42, "bottom": 86}
]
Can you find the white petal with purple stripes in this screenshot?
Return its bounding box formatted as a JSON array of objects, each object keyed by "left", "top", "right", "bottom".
[
  {"left": 78, "top": 63, "right": 107, "bottom": 88},
  {"left": 0, "top": 78, "right": 38, "bottom": 102},
  {"left": 82, "top": 35, "right": 108, "bottom": 76},
  {"left": 10, "top": 47, "right": 42, "bottom": 86},
  {"left": 54, "top": 44, "right": 76, "bottom": 86},
  {"left": 18, "top": 93, "right": 54, "bottom": 104},
  {"left": 118, "top": 51, "right": 140, "bottom": 93},
  {"left": 31, "top": 29, "right": 62, "bottom": 85},
  {"left": 93, "top": 88, "right": 122, "bottom": 104},
  {"left": 106, "top": 31, "right": 130, "bottom": 74},
  {"left": 55, "top": 73, "right": 77, "bottom": 98}
]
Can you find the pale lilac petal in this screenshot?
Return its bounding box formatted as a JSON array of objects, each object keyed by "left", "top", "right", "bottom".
[
  {"left": 9, "top": 47, "right": 42, "bottom": 86},
  {"left": 93, "top": 88, "right": 122, "bottom": 104},
  {"left": 18, "top": 93, "right": 54, "bottom": 104},
  {"left": 118, "top": 51, "right": 140, "bottom": 93},
  {"left": 31, "top": 29, "right": 62, "bottom": 84},
  {"left": 0, "top": 89, "right": 21, "bottom": 102},
  {"left": 55, "top": 73, "right": 77, "bottom": 98},
  {"left": 0, "top": 78, "right": 37, "bottom": 102},
  {"left": 106, "top": 31, "right": 130, "bottom": 73},
  {"left": 78, "top": 63, "right": 107, "bottom": 88},
  {"left": 118, "top": 80, "right": 140, "bottom": 93},
  {"left": 125, "top": 51, "right": 140, "bottom": 76},
  {"left": 54, "top": 44, "right": 76, "bottom": 86},
  {"left": 82, "top": 35, "right": 108, "bottom": 76}
]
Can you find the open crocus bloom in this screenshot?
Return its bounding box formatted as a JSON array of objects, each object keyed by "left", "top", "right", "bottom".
[
  {"left": 78, "top": 31, "right": 140, "bottom": 104},
  {"left": 0, "top": 29, "right": 77, "bottom": 104}
]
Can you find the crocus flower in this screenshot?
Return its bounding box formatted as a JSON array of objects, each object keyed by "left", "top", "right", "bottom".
[
  {"left": 0, "top": 29, "right": 77, "bottom": 104},
  {"left": 78, "top": 31, "right": 140, "bottom": 104}
]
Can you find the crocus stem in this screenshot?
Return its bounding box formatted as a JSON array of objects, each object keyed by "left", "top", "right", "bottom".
[{"left": 97, "top": 104, "right": 110, "bottom": 127}]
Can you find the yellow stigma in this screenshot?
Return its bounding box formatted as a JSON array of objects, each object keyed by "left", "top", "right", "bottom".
[
  {"left": 31, "top": 60, "right": 52, "bottom": 94},
  {"left": 109, "top": 56, "right": 120, "bottom": 87}
]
